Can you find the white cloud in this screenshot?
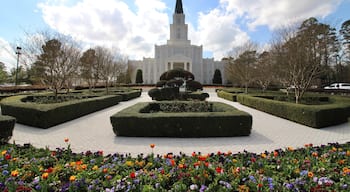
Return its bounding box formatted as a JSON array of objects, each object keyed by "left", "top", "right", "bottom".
[
  {"left": 191, "top": 7, "right": 249, "bottom": 59},
  {"left": 0, "top": 38, "right": 17, "bottom": 71},
  {"left": 220, "top": 0, "right": 342, "bottom": 30},
  {"left": 38, "top": 0, "right": 169, "bottom": 59},
  {"left": 37, "top": 0, "right": 343, "bottom": 61}
]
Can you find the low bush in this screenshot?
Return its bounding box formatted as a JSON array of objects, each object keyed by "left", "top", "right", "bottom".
[
  {"left": 217, "top": 90, "right": 238, "bottom": 102},
  {"left": 0, "top": 115, "right": 16, "bottom": 144},
  {"left": 236, "top": 94, "right": 350, "bottom": 128},
  {"left": 1, "top": 95, "right": 122, "bottom": 128},
  {"left": 111, "top": 102, "right": 252, "bottom": 137},
  {"left": 114, "top": 89, "right": 142, "bottom": 101}
]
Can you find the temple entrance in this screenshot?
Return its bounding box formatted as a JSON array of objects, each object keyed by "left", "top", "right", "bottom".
[{"left": 173, "top": 62, "right": 184, "bottom": 69}]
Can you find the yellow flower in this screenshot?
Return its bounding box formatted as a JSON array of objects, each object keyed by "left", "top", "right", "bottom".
[
  {"left": 70, "top": 162, "right": 76, "bottom": 167},
  {"left": 11, "top": 170, "right": 19, "bottom": 177},
  {"left": 42, "top": 172, "right": 49, "bottom": 180},
  {"left": 1, "top": 150, "right": 7, "bottom": 155},
  {"left": 125, "top": 161, "right": 134, "bottom": 166},
  {"left": 287, "top": 146, "right": 294, "bottom": 151},
  {"left": 232, "top": 159, "right": 238, "bottom": 163},
  {"left": 69, "top": 175, "right": 76, "bottom": 182},
  {"left": 92, "top": 165, "right": 98, "bottom": 171},
  {"left": 261, "top": 153, "right": 267, "bottom": 158},
  {"left": 346, "top": 150, "right": 350, "bottom": 156},
  {"left": 294, "top": 168, "right": 300, "bottom": 174}
]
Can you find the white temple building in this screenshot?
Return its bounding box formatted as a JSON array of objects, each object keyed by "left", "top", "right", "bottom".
[{"left": 129, "top": 0, "right": 225, "bottom": 84}]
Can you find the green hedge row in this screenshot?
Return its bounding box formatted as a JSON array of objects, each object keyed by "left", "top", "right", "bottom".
[
  {"left": 217, "top": 90, "right": 238, "bottom": 102},
  {"left": 110, "top": 102, "right": 252, "bottom": 137},
  {"left": 0, "top": 115, "right": 16, "bottom": 143},
  {"left": 114, "top": 89, "right": 142, "bottom": 101},
  {"left": 236, "top": 94, "right": 350, "bottom": 128},
  {"left": 1, "top": 95, "right": 123, "bottom": 129}
]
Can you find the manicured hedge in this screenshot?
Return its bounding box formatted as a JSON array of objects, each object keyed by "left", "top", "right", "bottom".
[
  {"left": 110, "top": 102, "right": 252, "bottom": 137},
  {"left": 217, "top": 90, "right": 238, "bottom": 102},
  {"left": 0, "top": 115, "right": 16, "bottom": 143},
  {"left": 114, "top": 89, "right": 142, "bottom": 101},
  {"left": 1, "top": 95, "right": 123, "bottom": 129},
  {"left": 236, "top": 94, "right": 350, "bottom": 128}
]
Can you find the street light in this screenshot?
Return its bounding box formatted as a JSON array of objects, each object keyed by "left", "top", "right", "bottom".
[{"left": 15, "top": 46, "right": 22, "bottom": 86}]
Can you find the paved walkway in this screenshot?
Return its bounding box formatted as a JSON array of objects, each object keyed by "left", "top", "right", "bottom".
[{"left": 9, "top": 88, "right": 350, "bottom": 156}]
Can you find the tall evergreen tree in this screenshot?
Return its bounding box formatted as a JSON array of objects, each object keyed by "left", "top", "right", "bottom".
[
  {"left": 135, "top": 69, "right": 143, "bottom": 84},
  {"left": 212, "top": 69, "right": 222, "bottom": 84}
]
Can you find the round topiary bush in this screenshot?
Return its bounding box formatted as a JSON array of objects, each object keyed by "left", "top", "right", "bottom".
[{"left": 160, "top": 68, "right": 194, "bottom": 81}]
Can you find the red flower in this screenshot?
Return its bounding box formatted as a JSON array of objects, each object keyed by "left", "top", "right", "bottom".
[
  {"left": 5, "top": 154, "right": 11, "bottom": 160},
  {"left": 130, "top": 172, "right": 136, "bottom": 179},
  {"left": 216, "top": 167, "right": 223, "bottom": 174},
  {"left": 98, "top": 150, "right": 103, "bottom": 156},
  {"left": 150, "top": 144, "right": 155, "bottom": 149},
  {"left": 251, "top": 157, "right": 256, "bottom": 163}
]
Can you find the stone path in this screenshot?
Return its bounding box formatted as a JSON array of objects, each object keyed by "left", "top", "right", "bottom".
[{"left": 9, "top": 88, "right": 350, "bottom": 156}]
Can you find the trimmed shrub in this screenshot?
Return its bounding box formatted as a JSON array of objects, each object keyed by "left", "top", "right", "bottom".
[
  {"left": 113, "top": 89, "right": 142, "bottom": 101},
  {"left": 110, "top": 102, "right": 252, "bottom": 137},
  {"left": 0, "top": 115, "right": 16, "bottom": 144},
  {"left": 148, "top": 87, "right": 179, "bottom": 101},
  {"left": 186, "top": 80, "right": 203, "bottom": 91},
  {"left": 236, "top": 94, "right": 350, "bottom": 128},
  {"left": 1, "top": 95, "right": 123, "bottom": 129},
  {"left": 160, "top": 68, "right": 194, "bottom": 81},
  {"left": 217, "top": 90, "right": 238, "bottom": 102}
]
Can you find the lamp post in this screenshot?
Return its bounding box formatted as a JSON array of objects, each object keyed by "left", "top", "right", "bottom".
[{"left": 15, "top": 46, "right": 22, "bottom": 86}]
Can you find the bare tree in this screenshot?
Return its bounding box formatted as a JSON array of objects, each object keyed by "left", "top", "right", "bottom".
[
  {"left": 80, "top": 48, "right": 98, "bottom": 91},
  {"left": 34, "top": 37, "right": 80, "bottom": 98},
  {"left": 255, "top": 51, "right": 276, "bottom": 91},
  {"left": 225, "top": 41, "right": 258, "bottom": 93}
]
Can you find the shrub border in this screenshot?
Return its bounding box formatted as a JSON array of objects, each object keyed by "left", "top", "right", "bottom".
[
  {"left": 1, "top": 95, "right": 123, "bottom": 129},
  {"left": 0, "top": 115, "right": 16, "bottom": 143},
  {"left": 217, "top": 91, "right": 350, "bottom": 128},
  {"left": 110, "top": 101, "right": 252, "bottom": 137}
]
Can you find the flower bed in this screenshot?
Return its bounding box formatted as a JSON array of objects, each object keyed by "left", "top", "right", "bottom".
[
  {"left": 0, "top": 141, "right": 349, "bottom": 191},
  {"left": 110, "top": 101, "right": 252, "bottom": 137}
]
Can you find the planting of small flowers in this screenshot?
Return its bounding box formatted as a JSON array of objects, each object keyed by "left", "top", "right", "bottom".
[{"left": 0, "top": 140, "right": 349, "bottom": 191}]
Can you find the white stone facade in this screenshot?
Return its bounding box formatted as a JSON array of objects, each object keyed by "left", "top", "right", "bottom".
[{"left": 129, "top": 0, "right": 225, "bottom": 84}]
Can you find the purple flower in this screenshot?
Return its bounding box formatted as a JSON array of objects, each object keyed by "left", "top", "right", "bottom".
[
  {"left": 2, "top": 170, "right": 9, "bottom": 176},
  {"left": 284, "top": 183, "right": 294, "bottom": 189},
  {"left": 199, "top": 185, "right": 207, "bottom": 192}
]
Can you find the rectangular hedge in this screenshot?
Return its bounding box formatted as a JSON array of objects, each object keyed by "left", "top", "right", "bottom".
[
  {"left": 236, "top": 94, "right": 350, "bottom": 128},
  {"left": 1, "top": 95, "right": 122, "bottom": 129},
  {"left": 114, "top": 89, "right": 142, "bottom": 101},
  {"left": 110, "top": 102, "right": 252, "bottom": 137},
  {"left": 217, "top": 91, "right": 238, "bottom": 102},
  {"left": 0, "top": 115, "right": 16, "bottom": 143}
]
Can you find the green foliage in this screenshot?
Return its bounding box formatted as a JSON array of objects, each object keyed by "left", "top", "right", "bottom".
[
  {"left": 212, "top": 69, "right": 222, "bottom": 84},
  {"left": 148, "top": 87, "right": 179, "bottom": 101},
  {"left": 217, "top": 90, "right": 238, "bottom": 102},
  {"left": 111, "top": 102, "right": 252, "bottom": 137},
  {"left": 236, "top": 94, "right": 350, "bottom": 128},
  {"left": 159, "top": 68, "right": 194, "bottom": 81},
  {"left": 135, "top": 69, "right": 143, "bottom": 84},
  {"left": 1, "top": 95, "right": 123, "bottom": 128},
  {"left": 0, "top": 115, "right": 16, "bottom": 143}
]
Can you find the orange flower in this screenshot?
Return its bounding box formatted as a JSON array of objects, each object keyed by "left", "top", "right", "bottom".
[
  {"left": 69, "top": 175, "right": 76, "bottom": 182},
  {"left": 312, "top": 152, "right": 318, "bottom": 157},
  {"left": 178, "top": 164, "right": 184, "bottom": 169},
  {"left": 308, "top": 171, "right": 314, "bottom": 178},
  {"left": 64, "top": 138, "right": 69, "bottom": 143},
  {"left": 257, "top": 183, "right": 263, "bottom": 188},
  {"left": 338, "top": 159, "right": 346, "bottom": 165},
  {"left": 273, "top": 151, "right": 278, "bottom": 157},
  {"left": 287, "top": 146, "right": 294, "bottom": 151},
  {"left": 11, "top": 170, "right": 19, "bottom": 177},
  {"left": 150, "top": 144, "right": 155, "bottom": 149},
  {"left": 42, "top": 172, "right": 49, "bottom": 180},
  {"left": 170, "top": 159, "right": 175, "bottom": 166},
  {"left": 103, "top": 168, "right": 108, "bottom": 173}
]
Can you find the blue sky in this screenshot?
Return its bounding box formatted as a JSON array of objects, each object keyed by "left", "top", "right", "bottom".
[{"left": 1, "top": 0, "right": 350, "bottom": 71}]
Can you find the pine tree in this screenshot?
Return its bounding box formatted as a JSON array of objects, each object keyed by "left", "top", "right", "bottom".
[
  {"left": 212, "top": 69, "right": 222, "bottom": 84},
  {"left": 135, "top": 69, "right": 143, "bottom": 84}
]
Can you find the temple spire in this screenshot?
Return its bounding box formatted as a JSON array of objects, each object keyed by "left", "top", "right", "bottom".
[{"left": 175, "top": 0, "right": 183, "bottom": 14}]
